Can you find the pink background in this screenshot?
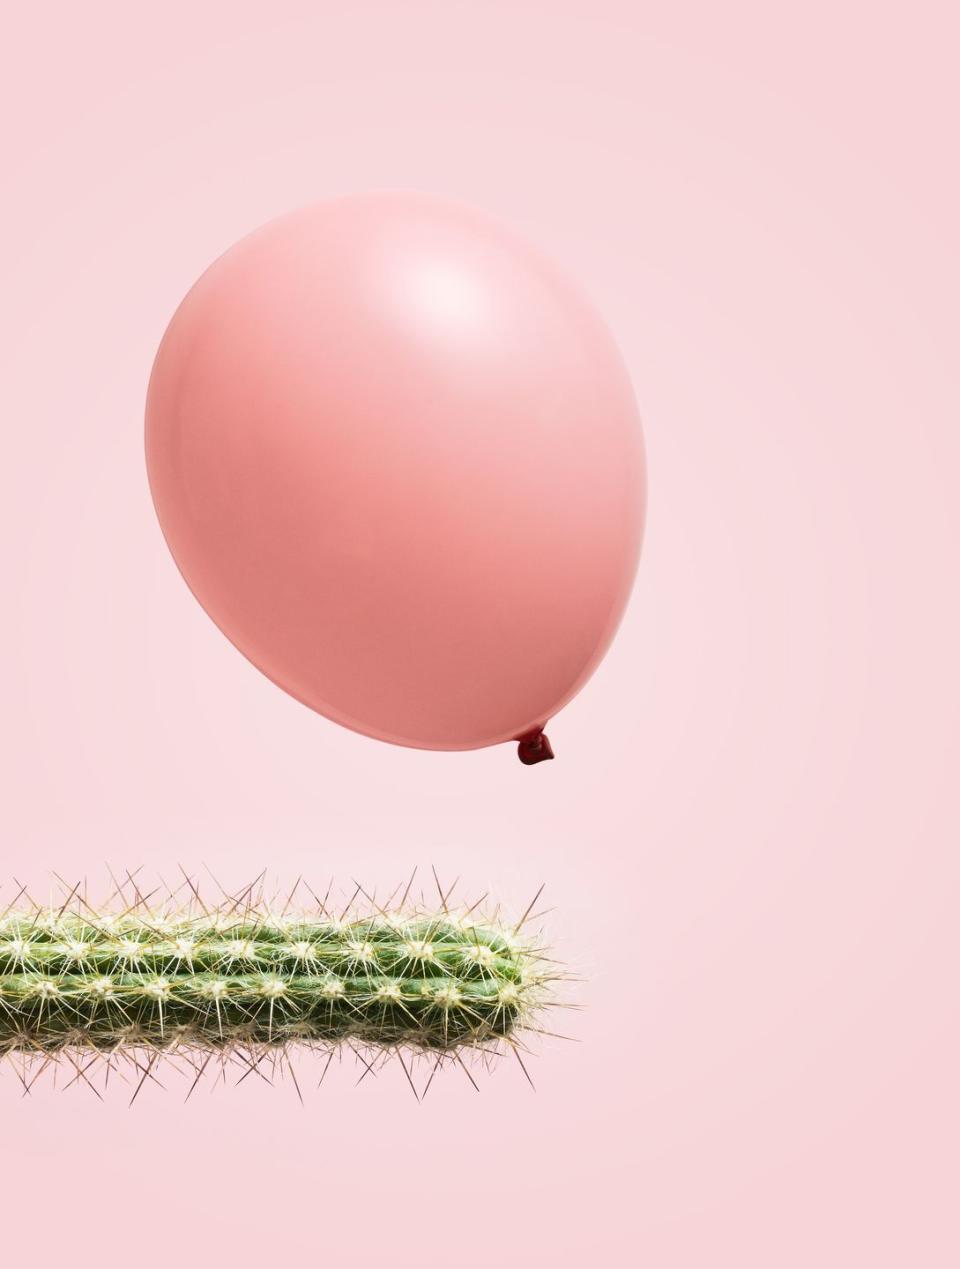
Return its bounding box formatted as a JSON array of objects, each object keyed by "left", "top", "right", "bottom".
[{"left": 1, "top": 3, "right": 957, "bottom": 1265}]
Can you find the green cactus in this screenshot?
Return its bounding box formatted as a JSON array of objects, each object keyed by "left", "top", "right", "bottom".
[{"left": 0, "top": 878, "right": 554, "bottom": 1097}]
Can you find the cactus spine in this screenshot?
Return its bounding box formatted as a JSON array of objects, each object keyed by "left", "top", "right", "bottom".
[{"left": 0, "top": 879, "right": 554, "bottom": 1096}]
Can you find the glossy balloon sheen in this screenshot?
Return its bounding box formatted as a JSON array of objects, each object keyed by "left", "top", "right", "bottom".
[{"left": 145, "top": 194, "right": 646, "bottom": 751}]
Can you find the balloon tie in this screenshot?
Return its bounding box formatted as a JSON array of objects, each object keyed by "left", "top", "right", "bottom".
[{"left": 516, "top": 728, "right": 554, "bottom": 766}]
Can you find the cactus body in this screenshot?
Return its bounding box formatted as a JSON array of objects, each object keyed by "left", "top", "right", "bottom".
[{"left": 0, "top": 885, "right": 553, "bottom": 1095}]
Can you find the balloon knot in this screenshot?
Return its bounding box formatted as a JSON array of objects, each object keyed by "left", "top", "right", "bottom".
[{"left": 516, "top": 728, "right": 554, "bottom": 766}]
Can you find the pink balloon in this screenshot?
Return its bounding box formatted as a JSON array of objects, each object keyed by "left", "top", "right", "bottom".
[{"left": 145, "top": 193, "right": 646, "bottom": 758}]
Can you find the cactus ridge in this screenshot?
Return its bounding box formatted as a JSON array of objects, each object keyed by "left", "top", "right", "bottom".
[{"left": 0, "top": 876, "right": 558, "bottom": 1098}]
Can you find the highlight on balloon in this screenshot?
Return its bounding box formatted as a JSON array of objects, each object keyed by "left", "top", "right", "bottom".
[{"left": 0, "top": 871, "right": 570, "bottom": 1102}]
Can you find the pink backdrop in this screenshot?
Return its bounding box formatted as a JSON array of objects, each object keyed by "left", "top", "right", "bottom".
[{"left": 1, "top": 3, "right": 957, "bottom": 1265}]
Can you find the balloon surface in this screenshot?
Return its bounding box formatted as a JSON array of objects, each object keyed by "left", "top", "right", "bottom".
[{"left": 145, "top": 193, "right": 646, "bottom": 752}]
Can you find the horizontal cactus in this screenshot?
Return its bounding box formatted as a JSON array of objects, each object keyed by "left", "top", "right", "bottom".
[{"left": 0, "top": 875, "right": 557, "bottom": 1099}]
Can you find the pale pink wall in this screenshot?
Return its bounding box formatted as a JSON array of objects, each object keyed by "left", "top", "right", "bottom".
[{"left": 1, "top": 3, "right": 957, "bottom": 1266}]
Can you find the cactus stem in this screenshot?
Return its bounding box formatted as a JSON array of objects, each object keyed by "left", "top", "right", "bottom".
[{"left": 0, "top": 873, "right": 564, "bottom": 1100}]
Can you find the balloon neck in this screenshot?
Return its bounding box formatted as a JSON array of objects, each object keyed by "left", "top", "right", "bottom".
[{"left": 516, "top": 728, "right": 555, "bottom": 766}]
